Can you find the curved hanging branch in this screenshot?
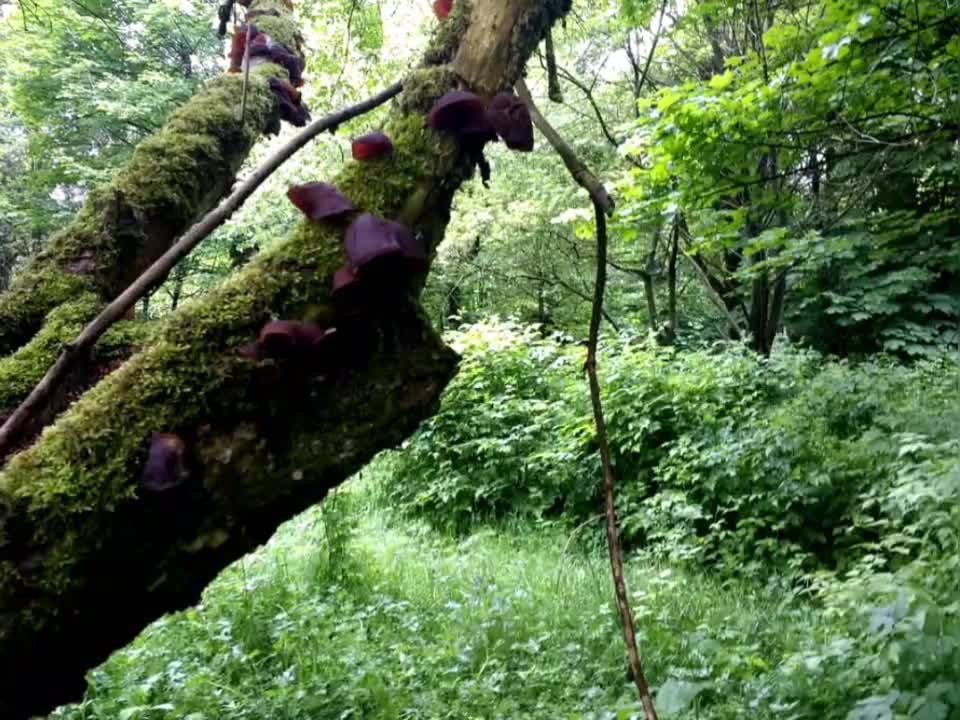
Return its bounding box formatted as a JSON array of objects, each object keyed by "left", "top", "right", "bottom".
[
  {"left": 515, "top": 79, "right": 614, "bottom": 216},
  {"left": 517, "top": 77, "right": 658, "bottom": 720}
]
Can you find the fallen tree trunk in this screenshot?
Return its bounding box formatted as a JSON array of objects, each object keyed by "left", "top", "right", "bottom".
[
  {"left": 0, "top": 0, "right": 306, "bottom": 459},
  {"left": 0, "top": 0, "right": 571, "bottom": 717},
  {"left": 0, "top": 0, "right": 303, "bottom": 397}
]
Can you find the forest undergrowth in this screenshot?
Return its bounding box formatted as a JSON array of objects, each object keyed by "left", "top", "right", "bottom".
[{"left": 52, "top": 322, "right": 960, "bottom": 720}]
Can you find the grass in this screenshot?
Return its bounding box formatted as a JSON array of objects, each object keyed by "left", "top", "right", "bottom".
[{"left": 51, "top": 474, "right": 857, "bottom": 720}]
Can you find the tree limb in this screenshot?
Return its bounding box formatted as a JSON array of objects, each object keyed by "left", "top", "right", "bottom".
[
  {"left": 515, "top": 78, "right": 614, "bottom": 216},
  {"left": 0, "top": 82, "right": 403, "bottom": 459}
]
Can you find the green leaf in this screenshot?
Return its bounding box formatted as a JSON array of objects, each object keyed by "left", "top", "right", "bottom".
[{"left": 656, "top": 679, "right": 709, "bottom": 716}]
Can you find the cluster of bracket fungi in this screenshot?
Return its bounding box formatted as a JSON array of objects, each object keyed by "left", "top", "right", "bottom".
[
  {"left": 140, "top": 0, "right": 536, "bottom": 492},
  {"left": 236, "top": 85, "right": 534, "bottom": 365},
  {"left": 229, "top": 1, "right": 309, "bottom": 130}
]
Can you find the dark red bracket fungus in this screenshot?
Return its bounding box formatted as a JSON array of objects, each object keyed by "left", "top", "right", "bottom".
[
  {"left": 295, "top": 322, "right": 338, "bottom": 350},
  {"left": 268, "top": 77, "right": 310, "bottom": 127},
  {"left": 238, "top": 341, "right": 261, "bottom": 361},
  {"left": 241, "top": 320, "right": 338, "bottom": 362},
  {"left": 258, "top": 320, "right": 301, "bottom": 358},
  {"left": 487, "top": 92, "right": 534, "bottom": 152},
  {"left": 345, "top": 213, "right": 426, "bottom": 270},
  {"left": 332, "top": 264, "right": 361, "bottom": 297},
  {"left": 334, "top": 264, "right": 359, "bottom": 291},
  {"left": 249, "top": 33, "right": 305, "bottom": 87},
  {"left": 287, "top": 182, "right": 355, "bottom": 220},
  {"left": 351, "top": 132, "right": 394, "bottom": 161},
  {"left": 433, "top": 0, "right": 453, "bottom": 20},
  {"left": 141, "top": 433, "right": 190, "bottom": 493},
  {"left": 427, "top": 91, "right": 496, "bottom": 145}
]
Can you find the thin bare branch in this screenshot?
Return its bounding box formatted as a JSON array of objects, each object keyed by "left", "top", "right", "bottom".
[
  {"left": 515, "top": 79, "right": 614, "bottom": 216},
  {"left": 586, "top": 198, "right": 658, "bottom": 720},
  {"left": 520, "top": 71, "right": 657, "bottom": 720}
]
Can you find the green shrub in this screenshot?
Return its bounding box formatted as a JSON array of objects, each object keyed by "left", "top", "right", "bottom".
[
  {"left": 385, "top": 320, "right": 960, "bottom": 575},
  {"left": 382, "top": 320, "right": 592, "bottom": 530}
]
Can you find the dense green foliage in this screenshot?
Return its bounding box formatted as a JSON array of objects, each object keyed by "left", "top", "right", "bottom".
[
  {"left": 619, "top": 0, "right": 960, "bottom": 355},
  {"left": 0, "top": 0, "right": 223, "bottom": 248},
  {"left": 51, "top": 404, "right": 960, "bottom": 719},
  {"left": 387, "top": 323, "right": 959, "bottom": 569}
]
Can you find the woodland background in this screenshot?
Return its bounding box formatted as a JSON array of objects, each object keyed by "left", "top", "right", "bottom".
[{"left": 0, "top": 0, "right": 958, "bottom": 718}]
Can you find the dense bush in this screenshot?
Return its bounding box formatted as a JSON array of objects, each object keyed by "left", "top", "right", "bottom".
[
  {"left": 385, "top": 321, "right": 960, "bottom": 574},
  {"left": 381, "top": 320, "right": 960, "bottom": 717}
]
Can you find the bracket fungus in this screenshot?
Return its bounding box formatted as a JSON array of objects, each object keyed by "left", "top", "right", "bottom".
[
  {"left": 345, "top": 213, "right": 426, "bottom": 270},
  {"left": 427, "top": 91, "right": 496, "bottom": 146},
  {"left": 242, "top": 320, "right": 338, "bottom": 362},
  {"left": 258, "top": 320, "right": 301, "bottom": 357},
  {"left": 351, "top": 132, "right": 394, "bottom": 161},
  {"left": 141, "top": 433, "right": 190, "bottom": 493},
  {"left": 249, "top": 32, "right": 305, "bottom": 86},
  {"left": 228, "top": 24, "right": 258, "bottom": 72},
  {"left": 487, "top": 92, "right": 534, "bottom": 152},
  {"left": 433, "top": 0, "right": 453, "bottom": 20},
  {"left": 286, "top": 182, "right": 355, "bottom": 221},
  {"left": 268, "top": 78, "right": 310, "bottom": 127},
  {"left": 332, "top": 264, "right": 362, "bottom": 300},
  {"left": 230, "top": 24, "right": 305, "bottom": 86},
  {"left": 295, "top": 323, "right": 338, "bottom": 350}
]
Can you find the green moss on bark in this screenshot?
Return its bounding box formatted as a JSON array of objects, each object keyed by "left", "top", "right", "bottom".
[
  {"left": 0, "top": 269, "right": 89, "bottom": 357},
  {"left": 424, "top": 0, "right": 473, "bottom": 66},
  {"left": 0, "top": 70, "right": 281, "bottom": 358},
  {"left": 0, "top": 76, "right": 469, "bottom": 575},
  {"left": 0, "top": 63, "right": 290, "bottom": 360},
  {"left": 0, "top": 296, "right": 100, "bottom": 411},
  {"left": 396, "top": 66, "right": 460, "bottom": 114}
]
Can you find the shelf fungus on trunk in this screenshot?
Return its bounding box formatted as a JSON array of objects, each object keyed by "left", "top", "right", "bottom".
[
  {"left": 352, "top": 132, "right": 395, "bottom": 161},
  {"left": 286, "top": 182, "right": 356, "bottom": 221}
]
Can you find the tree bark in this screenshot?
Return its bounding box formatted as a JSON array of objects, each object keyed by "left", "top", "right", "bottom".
[{"left": 0, "top": 1, "right": 571, "bottom": 717}]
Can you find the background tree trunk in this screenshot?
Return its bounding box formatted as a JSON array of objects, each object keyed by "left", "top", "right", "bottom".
[{"left": 0, "top": 1, "right": 571, "bottom": 717}]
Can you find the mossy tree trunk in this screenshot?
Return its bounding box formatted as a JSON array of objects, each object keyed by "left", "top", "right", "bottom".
[
  {"left": 0, "top": 1, "right": 570, "bottom": 717},
  {"left": 0, "top": 0, "right": 303, "bottom": 429}
]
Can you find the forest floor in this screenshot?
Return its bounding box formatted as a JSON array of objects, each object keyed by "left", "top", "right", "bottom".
[{"left": 54, "top": 474, "right": 845, "bottom": 720}]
